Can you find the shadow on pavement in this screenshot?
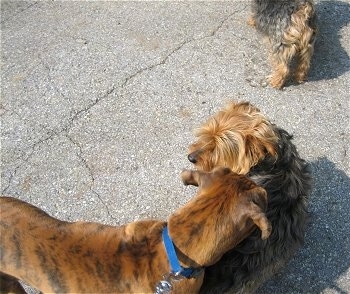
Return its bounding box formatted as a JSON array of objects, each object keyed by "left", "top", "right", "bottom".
[
  {"left": 309, "top": 1, "right": 350, "bottom": 81},
  {"left": 258, "top": 157, "right": 350, "bottom": 293}
]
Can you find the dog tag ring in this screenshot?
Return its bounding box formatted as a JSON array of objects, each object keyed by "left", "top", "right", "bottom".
[
  {"left": 169, "top": 271, "right": 185, "bottom": 281},
  {"left": 154, "top": 271, "right": 187, "bottom": 294},
  {"left": 155, "top": 279, "right": 173, "bottom": 294}
]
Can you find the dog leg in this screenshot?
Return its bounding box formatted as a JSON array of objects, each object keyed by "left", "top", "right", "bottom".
[
  {"left": 269, "top": 51, "right": 291, "bottom": 89},
  {"left": 247, "top": 15, "right": 256, "bottom": 27},
  {"left": 0, "top": 272, "right": 27, "bottom": 294},
  {"left": 294, "top": 31, "right": 315, "bottom": 83},
  {"left": 289, "top": 3, "right": 316, "bottom": 84}
]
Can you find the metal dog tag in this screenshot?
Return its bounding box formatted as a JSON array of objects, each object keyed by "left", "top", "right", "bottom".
[
  {"left": 154, "top": 279, "right": 172, "bottom": 294},
  {"left": 154, "top": 272, "right": 186, "bottom": 293}
]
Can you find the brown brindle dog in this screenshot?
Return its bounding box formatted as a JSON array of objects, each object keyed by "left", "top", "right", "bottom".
[{"left": 0, "top": 167, "right": 271, "bottom": 294}]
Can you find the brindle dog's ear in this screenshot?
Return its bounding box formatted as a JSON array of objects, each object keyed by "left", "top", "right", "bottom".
[
  {"left": 249, "top": 186, "right": 268, "bottom": 211},
  {"left": 246, "top": 187, "right": 272, "bottom": 240}
]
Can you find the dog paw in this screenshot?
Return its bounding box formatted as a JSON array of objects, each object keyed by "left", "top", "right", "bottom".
[
  {"left": 294, "top": 73, "right": 307, "bottom": 84},
  {"left": 267, "top": 75, "right": 285, "bottom": 89},
  {"left": 247, "top": 16, "right": 256, "bottom": 27},
  {"left": 181, "top": 170, "right": 194, "bottom": 185}
]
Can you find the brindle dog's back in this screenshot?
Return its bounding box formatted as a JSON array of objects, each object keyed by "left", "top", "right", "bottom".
[
  {"left": 0, "top": 168, "right": 271, "bottom": 294},
  {"left": 0, "top": 196, "right": 166, "bottom": 293}
]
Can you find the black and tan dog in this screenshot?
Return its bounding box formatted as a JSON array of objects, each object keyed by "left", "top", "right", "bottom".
[
  {"left": 188, "top": 101, "right": 312, "bottom": 293},
  {"left": 0, "top": 167, "right": 271, "bottom": 293},
  {"left": 248, "top": 0, "right": 317, "bottom": 89}
]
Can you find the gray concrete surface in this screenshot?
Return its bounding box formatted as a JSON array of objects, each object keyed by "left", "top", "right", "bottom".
[{"left": 1, "top": 1, "right": 349, "bottom": 293}]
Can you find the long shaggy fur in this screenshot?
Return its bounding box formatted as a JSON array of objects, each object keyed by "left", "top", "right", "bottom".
[
  {"left": 188, "top": 101, "right": 312, "bottom": 293},
  {"left": 249, "top": 0, "right": 317, "bottom": 88}
]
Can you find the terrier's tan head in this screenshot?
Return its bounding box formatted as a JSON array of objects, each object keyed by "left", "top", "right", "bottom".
[{"left": 188, "top": 101, "right": 278, "bottom": 174}]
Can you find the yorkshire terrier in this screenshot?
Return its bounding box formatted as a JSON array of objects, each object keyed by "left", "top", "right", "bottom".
[
  {"left": 188, "top": 101, "right": 312, "bottom": 293},
  {"left": 248, "top": 0, "right": 317, "bottom": 89}
]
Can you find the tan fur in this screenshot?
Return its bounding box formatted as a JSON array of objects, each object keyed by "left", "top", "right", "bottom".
[
  {"left": 247, "top": 16, "right": 256, "bottom": 27},
  {"left": 0, "top": 167, "right": 271, "bottom": 294},
  {"left": 251, "top": 2, "right": 317, "bottom": 89},
  {"left": 290, "top": 3, "right": 316, "bottom": 83},
  {"left": 187, "top": 100, "right": 312, "bottom": 293},
  {"left": 271, "top": 3, "right": 316, "bottom": 88},
  {"left": 188, "top": 101, "right": 278, "bottom": 174}
]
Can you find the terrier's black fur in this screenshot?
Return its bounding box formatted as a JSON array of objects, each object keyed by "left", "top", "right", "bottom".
[
  {"left": 250, "top": 0, "right": 317, "bottom": 88},
  {"left": 199, "top": 127, "right": 312, "bottom": 293}
]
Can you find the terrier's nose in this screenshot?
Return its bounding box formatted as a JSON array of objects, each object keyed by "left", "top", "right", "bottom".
[{"left": 188, "top": 153, "right": 197, "bottom": 163}]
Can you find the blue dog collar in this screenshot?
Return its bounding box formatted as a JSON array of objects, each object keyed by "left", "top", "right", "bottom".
[
  {"left": 162, "top": 226, "right": 202, "bottom": 279},
  {"left": 155, "top": 227, "right": 203, "bottom": 293}
]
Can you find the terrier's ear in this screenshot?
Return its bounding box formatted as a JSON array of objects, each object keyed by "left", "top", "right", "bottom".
[{"left": 246, "top": 187, "right": 272, "bottom": 240}]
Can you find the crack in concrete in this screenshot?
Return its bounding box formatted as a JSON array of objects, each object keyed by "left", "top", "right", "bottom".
[
  {"left": 2, "top": 7, "right": 243, "bottom": 204},
  {"left": 1, "top": 169, "right": 15, "bottom": 195},
  {"left": 1, "top": 127, "right": 59, "bottom": 194},
  {"left": 201, "top": 6, "right": 247, "bottom": 39},
  {"left": 0, "top": 2, "right": 39, "bottom": 24},
  {"left": 65, "top": 133, "right": 117, "bottom": 221},
  {"left": 120, "top": 7, "right": 246, "bottom": 88},
  {"left": 92, "top": 190, "right": 118, "bottom": 222},
  {"left": 0, "top": 86, "right": 116, "bottom": 193},
  {"left": 66, "top": 84, "right": 116, "bottom": 130},
  {"left": 120, "top": 39, "right": 190, "bottom": 89},
  {"left": 37, "top": 54, "right": 67, "bottom": 99},
  {"left": 65, "top": 134, "right": 95, "bottom": 187},
  {"left": 1, "top": 104, "right": 62, "bottom": 160}
]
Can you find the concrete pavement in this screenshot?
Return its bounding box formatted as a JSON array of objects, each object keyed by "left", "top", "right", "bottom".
[{"left": 1, "top": 1, "right": 349, "bottom": 293}]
